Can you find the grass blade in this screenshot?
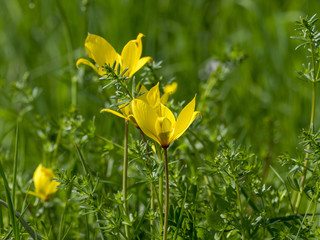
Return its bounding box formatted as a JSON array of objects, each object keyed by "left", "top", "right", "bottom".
[
  {"left": 0, "top": 159, "right": 20, "bottom": 240},
  {"left": 0, "top": 199, "right": 42, "bottom": 239},
  {"left": 12, "top": 123, "right": 19, "bottom": 205}
]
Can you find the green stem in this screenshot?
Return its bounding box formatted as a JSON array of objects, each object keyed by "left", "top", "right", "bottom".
[
  {"left": 163, "top": 147, "right": 169, "bottom": 240},
  {"left": 235, "top": 178, "right": 245, "bottom": 239},
  {"left": 47, "top": 207, "right": 57, "bottom": 240},
  {"left": 55, "top": 0, "right": 77, "bottom": 107},
  {"left": 95, "top": 134, "right": 124, "bottom": 150},
  {"left": 159, "top": 168, "right": 164, "bottom": 234},
  {"left": 52, "top": 127, "right": 62, "bottom": 165},
  {"left": 0, "top": 159, "right": 20, "bottom": 240},
  {"left": 311, "top": 192, "right": 319, "bottom": 222},
  {"left": 139, "top": 129, "right": 154, "bottom": 238},
  {"left": 0, "top": 203, "right": 3, "bottom": 234},
  {"left": 0, "top": 199, "right": 41, "bottom": 239},
  {"left": 12, "top": 123, "right": 19, "bottom": 206},
  {"left": 295, "top": 43, "right": 317, "bottom": 213},
  {"left": 123, "top": 120, "right": 129, "bottom": 237},
  {"left": 150, "top": 183, "right": 154, "bottom": 238}
]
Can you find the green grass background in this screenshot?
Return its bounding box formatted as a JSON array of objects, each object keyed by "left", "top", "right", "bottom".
[{"left": 1, "top": 0, "right": 320, "bottom": 176}]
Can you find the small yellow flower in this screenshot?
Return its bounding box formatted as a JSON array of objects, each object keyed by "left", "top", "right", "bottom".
[
  {"left": 28, "top": 164, "right": 60, "bottom": 201},
  {"left": 160, "top": 82, "right": 178, "bottom": 104},
  {"left": 132, "top": 85, "right": 200, "bottom": 148},
  {"left": 76, "top": 33, "right": 152, "bottom": 78}
]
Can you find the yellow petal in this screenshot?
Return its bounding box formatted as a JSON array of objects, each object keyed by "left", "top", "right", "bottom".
[
  {"left": 46, "top": 180, "right": 60, "bottom": 196},
  {"left": 76, "top": 58, "right": 104, "bottom": 76},
  {"left": 155, "top": 117, "right": 173, "bottom": 147},
  {"left": 156, "top": 104, "right": 176, "bottom": 146},
  {"left": 32, "top": 164, "right": 43, "bottom": 191},
  {"left": 136, "top": 84, "right": 148, "bottom": 102},
  {"left": 146, "top": 83, "right": 160, "bottom": 107},
  {"left": 31, "top": 164, "right": 60, "bottom": 201},
  {"left": 171, "top": 96, "right": 199, "bottom": 143},
  {"left": 159, "top": 104, "right": 176, "bottom": 126},
  {"left": 160, "top": 93, "right": 169, "bottom": 105},
  {"left": 126, "top": 114, "right": 139, "bottom": 127},
  {"left": 117, "top": 100, "right": 133, "bottom": 117},
  {"left": 132, "top": 99, "right": 161, "bottom": 145},
  {"left": 129, "top": 56, "right": 153, "bottom": 77},
  {"left": 85, "top": 34, "right": 120, "bottom": 69},
  {"left": 101, "top": 109, "right": 126, "bottom": 119},
  {"left": 135, "top": 33, "right": 144, "bottom": 60},
  {"left": 139, "top": 84, "right": 148, "bottom": 94},
  {"left": 120, "top": 34, "right": 144, "bottom": 76},
  {"left": 28, "top": 191, "right": 47, "bottom": 201}
]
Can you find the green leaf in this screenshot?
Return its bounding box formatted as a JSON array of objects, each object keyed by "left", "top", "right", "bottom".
[{"left": 206, "top": 210, "right": 224, "bottom": 231}]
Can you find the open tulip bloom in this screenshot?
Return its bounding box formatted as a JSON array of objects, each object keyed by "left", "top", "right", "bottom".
[
  {"left": 76, "top": 33, "right": 152, "bottom": 78},
  {"left": 101, "top": 83, "right": 177, "bottom": 128},
  {"left": 132, "top": 84, "right": 199, "bottom": 239},
  {"left": 132, "top": 89, "right": 200, "bottom": 148},
  {"left": 28, "top": 164, "right": 60, "bottom": 201}
]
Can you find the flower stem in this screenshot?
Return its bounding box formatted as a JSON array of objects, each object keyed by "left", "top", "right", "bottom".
[
  {"left": 123, "top": 120, "right": 129, "bottom": 237},
  {"left": 159, "top": 172, "right": 164, "bottom": 234},
  {"left": 163, "top": 147, "right": 169, "bottom": 240},
  {"left": 295, "top": 42, "right": 317, "bottom": 213},
  {"left": 47, "top": 207, "right": 57, "bottom": 240},
  {"left": 139, "top": 129, "right": 154, "bottom": 238},
  {"left": 312, "top": 191, "right": 319, "bottom": 222},
  {"left": 235, "top": 177, "right": 245, "bottom": 239}
]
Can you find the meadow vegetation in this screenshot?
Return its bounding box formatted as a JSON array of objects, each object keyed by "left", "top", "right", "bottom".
[{"left": 2, "top": 0, "right": 320, "bottom": 239}]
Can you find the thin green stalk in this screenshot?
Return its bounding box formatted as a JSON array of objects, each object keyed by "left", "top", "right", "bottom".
[
  {"left": 186, "top": 134, "right": 212, "bottom": 200},
  {"left": 230, "top": 160, "right": 245, "bottom": 239},
  {"left": 123, "top": 120, "right": 129, "bottom": 238},
  {"left": 159, "top": 169, "right": 164, "bottom": 234},
  {"left": 0, "top": 199, "right": 41, "bottom": 239},
  {"left": 0, "top": 203, "right": 3, "bottom": 234},
  {"left": 311, "top": 163, "right": 319, "bottom": 222},
  {"left": 95, "top": 134, "right": 124, "bottom": 150},
  {"left": 295, "top": 42, "right": 317, "bottom": 213},
  {"left": 295, "top": 195, "right": 314, "bottom": 240},
  {"left": 12, "top": 124, "right": 19, "bottom": 206},
  {"left": 58, "top": 202, "right": 67, "bottom": 240},
  {"left": 139, "top": 129, "right": 154, "bottom": 236},
  {"left": 55, "top": 0, "right": 77, "bottom": 106},
  {"left": 0, "top": 160, "right": 20, "bottom": 240},
  {"left": 75, "top": 144, "right": 106, "bottom": 240},
  {"left": 235, "top": 178, "right": 245, "bottom": 240},
  {"left": 52, "top": 128, "right": 62, "bottom": 165},
  {"left": 163, "top": 147, "right": 169, "bottom": 240},
  {"left": 173, "top": 189, "right": 187, "bottom": 240},
  {"left": 150, "top": 183, "right": 154, "bottom": 237},
  {"left": 312, "top": 191, "right": 319, "bottom": 222},
  {"left": 47, "top": 207, "right": 57, "bottom": 240},
  {"left": 75, "top": 143, "right": 90, "bottom": 177},
  {"left": 85, "top": 215, "right": 90, "bottom": 240}
]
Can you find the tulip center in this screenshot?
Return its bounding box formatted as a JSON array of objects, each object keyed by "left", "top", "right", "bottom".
[{"left": 155, "top": 117, "right": 173, "bottom": 147}]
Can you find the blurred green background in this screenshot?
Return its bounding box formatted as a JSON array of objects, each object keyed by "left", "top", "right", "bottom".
[{"left": 1, "top": 0, "right": 320, "bottom": 171}]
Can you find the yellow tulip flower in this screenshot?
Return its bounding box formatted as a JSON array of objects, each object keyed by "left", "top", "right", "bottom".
[
  {"left": 76, "top": 33, "right": 152, "bottom": 78},
  {"left": 28, "top": 164, "right": 60, "bottom": 201},
  {"left": 132, "top": 92, "right": 200, "bottom": 148},
  {"left": 100, "top": 83, "right": 176, "bottom": 128}
]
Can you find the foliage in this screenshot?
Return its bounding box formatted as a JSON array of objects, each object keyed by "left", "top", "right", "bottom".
[{"left": 2, "top": 0, "right": 320, "bottom": 239}]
